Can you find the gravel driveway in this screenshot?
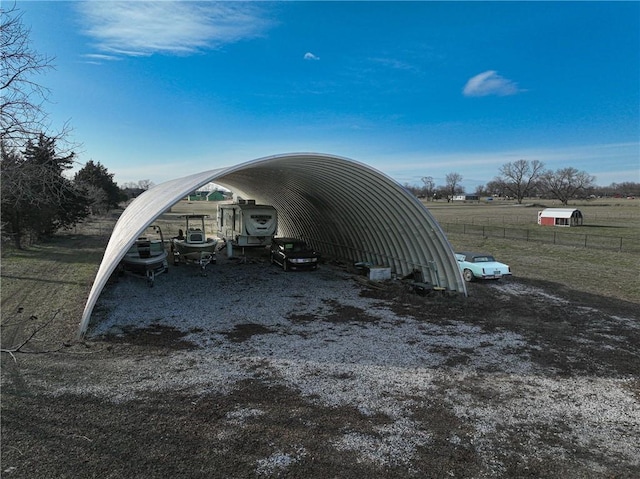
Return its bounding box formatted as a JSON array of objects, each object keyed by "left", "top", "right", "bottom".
[{"left": 3, "top": 249, "right": 639, "bottom": 478}]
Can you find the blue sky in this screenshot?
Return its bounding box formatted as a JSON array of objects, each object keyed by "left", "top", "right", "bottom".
[{"left": 16, "top": 1, "right": 640, "bottom": 191}]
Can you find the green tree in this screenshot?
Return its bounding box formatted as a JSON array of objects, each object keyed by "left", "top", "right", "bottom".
[
  {"left": 539, "top": 167, "right": 596, "bottom": 205},
  {"left": 74, "top": 160, "right": 123, "bottom": 212},
  {"left": 1, "top": 135, "right": 90, "bottom": 248}
]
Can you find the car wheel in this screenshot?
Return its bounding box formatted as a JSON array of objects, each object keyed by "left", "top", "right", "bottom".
[{"left": 463, "top": 269, "right": 474, "bottom": 282}]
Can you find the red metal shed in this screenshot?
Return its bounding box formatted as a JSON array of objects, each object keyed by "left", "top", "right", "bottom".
[{"left": 537, "top": 208, "right": 584, "bottom": 227}]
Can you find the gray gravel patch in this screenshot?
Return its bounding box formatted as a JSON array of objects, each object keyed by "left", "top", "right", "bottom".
[{"left": 70, "top": 255, "right": 640, "bottom": 472}]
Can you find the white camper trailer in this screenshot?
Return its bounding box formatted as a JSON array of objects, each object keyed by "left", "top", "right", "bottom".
[{"left": 217, "top": 200, "right": 277, "bottom": 247}]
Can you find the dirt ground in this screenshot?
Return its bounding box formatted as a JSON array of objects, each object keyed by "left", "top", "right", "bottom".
[{"left": 2, "top": 247, "right": 639, "bottom": 478}]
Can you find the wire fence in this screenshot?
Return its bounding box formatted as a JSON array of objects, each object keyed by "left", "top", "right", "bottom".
[
  {"left": 438, "top": 212, "right": 639, "bottom": 226},
  {"left": 440, "top": 223, "right": 640, "bottom": 253},
  {"left": 64, "top": 214, "right": 639, "bottom": 256}
]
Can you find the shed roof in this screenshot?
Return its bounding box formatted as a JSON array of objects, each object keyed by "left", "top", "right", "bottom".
[
  {"left": 78, "top": 153, "right": 467, "bottom": 336},
  {"left": 539, "top": 208, "right": 583, "bottom": 218}
]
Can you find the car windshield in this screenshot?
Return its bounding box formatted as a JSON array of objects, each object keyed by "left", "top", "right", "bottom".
[
  {"left": 473, "top": 256, "right": 495, "bottom": 262},
  {"left": 284, "top": 242, "right": 307, "bottom": 252}
]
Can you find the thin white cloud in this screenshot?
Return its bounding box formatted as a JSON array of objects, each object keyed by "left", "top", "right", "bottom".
[
  {"left": 304, "top": 52, "right": 320, "bottom": 61},
  {"left": 369, "top": 57, "right": 415, "bottom": 71},
  {"left": 81, "top": 53, "right": 121, "bottom": 64},
  {"left": 463, "top": 70, "right": 523, "bottom": 97},
  {"left": 76, "top": 2, "right": 272, "bottom": 56}
]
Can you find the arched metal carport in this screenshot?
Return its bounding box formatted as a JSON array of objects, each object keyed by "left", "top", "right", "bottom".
[{"left": 78, "top": 153, "right": 466, "bottom": 337}]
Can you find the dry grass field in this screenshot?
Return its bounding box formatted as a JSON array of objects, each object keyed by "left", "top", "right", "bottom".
[
  {"left": 1, "top": 198, "right": 639, "bottom": 478},
  {"left": 427, "top": 198, "right": 640, "bottom": 303}
]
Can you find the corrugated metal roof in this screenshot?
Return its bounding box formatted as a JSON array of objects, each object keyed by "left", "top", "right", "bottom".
[
  {"left": 539, "top": 208, "right": 582, "bottom": 218},
  {"left": 78, "top": 153, "right": 467, "bottom": 337}
]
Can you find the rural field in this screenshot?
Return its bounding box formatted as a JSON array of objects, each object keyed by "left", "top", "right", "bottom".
[{"left": 1, "top": 198, "right": 639, "bottom": 478}]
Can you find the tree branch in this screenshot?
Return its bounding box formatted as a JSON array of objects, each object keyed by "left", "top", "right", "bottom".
[{"left": 0, "top": 310, "right": 63, "bottom": 361}]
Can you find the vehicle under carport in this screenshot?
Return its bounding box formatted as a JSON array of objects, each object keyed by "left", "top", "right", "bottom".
[{"left": 78, "top": 153, "right": 467, "bottom": 337}]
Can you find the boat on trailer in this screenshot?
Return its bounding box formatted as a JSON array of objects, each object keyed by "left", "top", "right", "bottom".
[
  {"left": 120, "top": 225, "right": 169, "bottom": 286},
  {"left": 170, "top": 214, "right": 217, "bottom": 275}
]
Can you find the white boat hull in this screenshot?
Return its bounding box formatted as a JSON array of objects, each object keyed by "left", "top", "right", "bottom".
[
  {"left": 122, "top": 251, "right": 169, "bottom": 272},
  {"left": 171, "top": 238, "right": 217, "bottom": 274},
  {"left": 172, "top": 239, "right": 217, "bottom": 260},
  {"left": 171, "top": 214, "right": 218, "bottom": 275},
  {"left": 121, "top": 240, "right": 168, "bottom": 286}
]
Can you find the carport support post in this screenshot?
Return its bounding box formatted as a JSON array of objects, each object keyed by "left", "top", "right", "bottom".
[{"left": 227, "top": 240, "right": 233, "bottom": 258}]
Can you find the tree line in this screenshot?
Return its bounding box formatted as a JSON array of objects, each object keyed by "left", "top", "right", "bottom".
[
  {"left": 1, "top": 136, "right": 122, "bottom": 248},
  {"left": 406, "top": 160, "right": 639, "bottom": 204}
]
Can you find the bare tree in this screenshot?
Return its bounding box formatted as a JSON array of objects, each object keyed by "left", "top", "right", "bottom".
[
  {"left": 496, "top": 159, "right": 545, "bottom": 204},
  {"left": 486, "top": 178, "right": 507, "bottom": 198},
  {"left": 445, "top": 172, "right": 463, "bottom": 201},
  {"left": 474, "top": 184, "right": 487, "bottom": 197},
  {"left": 79, "top": 183, "right": 110, "bottom": 215},
  {"left": 1, "top": 4, "right": 57, "bottom": 148},
  {"left": 138, "top": 179, "right": 155, "bottom": 190},
  {"left": 421, "top": 176, "right": 435, "bottom": 201},
  {"left": 539, "top": 167, "right": 596, "bottom": 205}
]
